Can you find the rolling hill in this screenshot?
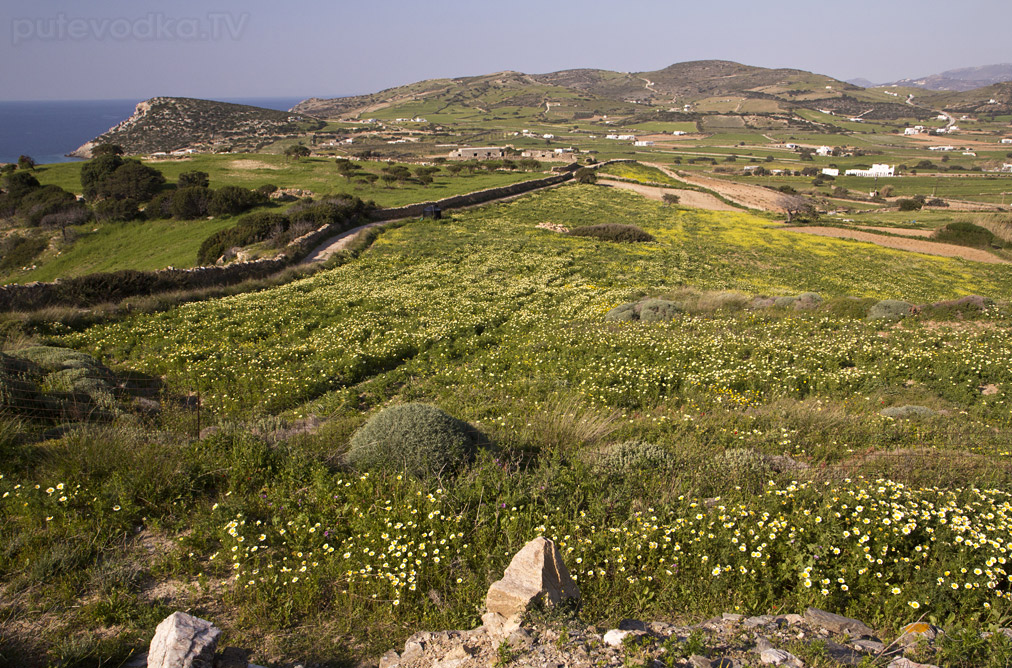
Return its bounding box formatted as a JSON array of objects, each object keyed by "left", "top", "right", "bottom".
[
  {"left": 291, "top": 60, "right": 925, "bottom": 122},
  {"left": 885, "top": 63, "right": 1012, "bottom": 92}
]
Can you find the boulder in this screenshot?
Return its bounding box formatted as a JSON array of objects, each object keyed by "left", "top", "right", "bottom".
[
  {"left": 147, "top": 611, "right": 221, "bottom": 668},
  {"left": 804, "top": 607, "right": 876, "bottom": 638},
  {"left": 482, "top": 537, "right": 580, "bottom": 642},
  {"left": 888, "top": 658, "right": 939, "bottom": 668}
]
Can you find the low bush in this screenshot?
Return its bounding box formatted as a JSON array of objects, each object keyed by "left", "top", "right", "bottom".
[
  {"left": 822, "top": 296, "right": 878, "bottom": 319},
  {"left": 346, "top": 403, "right": 481, "bottom": 478},
  {"left": 604, "top": 299, "right": 682, "bottom": 323},
  {"left": 92, "top": 198, "right": 140, "bottom": 222},
  {"left": 932, "top": 222, "right": 1002, "bottom": 248},
  {"left": 568, "top": 224, "right": 654, "bottom": 243},
  {"left": 0, "top": 234, "right": 47, "bottom": 271},
  {"left": 880, "top": 405, "right": 937, "bottom": 420},
  {"left": 867, "top": 299, "right": 914, "bottom": 321},
  {"left": 596, "top": 440, "right": 675, "bottom": 471},
  {"left": 897, "top": 199, "right": 923, "bottom": 212}
]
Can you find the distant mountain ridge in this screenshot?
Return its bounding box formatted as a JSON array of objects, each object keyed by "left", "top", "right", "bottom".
[
  {"left": 72, "top": 97, "right": 324, "bottom": 157},
  {"left": 292, "top": 59, "right": 920, "bottom": 121},
  {"left": 882, "top": 63, "right": 1012, "bottom": 91}
]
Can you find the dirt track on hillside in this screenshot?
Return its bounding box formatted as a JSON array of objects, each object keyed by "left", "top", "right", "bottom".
[
  {"left": 785, "top": 226, "right": 1008, "bottom": 264},
  {"left": 644, "top": 164, "right": 787, "bottom": 211},
  {"left": 598, "top": 178, "right": 739, "bottom": 211}
]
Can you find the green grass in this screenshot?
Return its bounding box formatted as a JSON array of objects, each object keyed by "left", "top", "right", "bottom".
[
  {"left": 1, "top": 217, "right": 238, "bottom": 284},
  {"left": 597, "top": 162, "right": 685, "bottom": 187}
]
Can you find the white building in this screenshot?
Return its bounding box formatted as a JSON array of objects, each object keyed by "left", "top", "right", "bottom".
[
  {"left": 785, "top": 143, "right": 799, "bottom": 149},
  {"left": 929, "top": 145, "right": 955, "bottom": 151},
  {"left": 1001, "top": 138, "right": 1012, "bottom": 144},
  {"left": 1003, "top": 164, "right": 1012, "bottom": 173},
  {"left": 937, "top": 114, "right": 948, "bottom": 120},
  {"left": 672, "top": 131, "right": 687, "bottom": 136},
  {"left": 543, "top": 134, "right": 555, "bottom": 139},
  {"left": 821, "top": 168, "right": 839, "bottom": 176},
  {"left": 845, "top": 164, "right": 895, "bottom": 178},
  {"left": 816, "top": 146, "right": 833, "bottom": 156},
  {"left": 634, "top": 140, "right": 654, "bottom": 146},
  {"left": 903, "top": 128, "right": 919, "bottom": 135},
  {"left": 963, "top": 151, "right": 977, "bottom": 156}
]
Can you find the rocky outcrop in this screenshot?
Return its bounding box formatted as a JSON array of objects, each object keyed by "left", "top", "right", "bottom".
[
  {"left": 147, "top": 611, "right": 221, "bottom": 668},
  {"left": 70, "top": 97, "right": 324, "bottom": 157}
]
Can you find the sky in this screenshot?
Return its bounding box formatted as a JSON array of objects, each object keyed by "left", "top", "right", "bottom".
[{"left": 2, "top": 0, "right": 1011, "bottom": 102}]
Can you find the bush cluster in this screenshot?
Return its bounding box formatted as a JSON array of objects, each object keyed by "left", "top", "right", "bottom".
[
  {"left": 346, "top": 403, "right": 481, "bottom": 478},
  {"left": 933, "top": 222, "right": 1003, "bottom": 249},
  {"left": 597, "top": 440, "right": 675, "bottom": 471},
  {"left": 568, "top": 224, "right": 654, "bottom": 243}
]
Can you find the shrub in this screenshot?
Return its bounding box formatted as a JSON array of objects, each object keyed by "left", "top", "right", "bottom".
[
  {"left": 93, "top": 198, "right": 140, "bottom": 222},
  {"left": 170, "top": 186, "right": 212, "bottom": 220},
  {"left": 568, "top": 224, "right": 654, "bottom": 243},
  {"left": 177, "top": 171, "right": 209, "bottom": 189},
  {"left": 925, "top": 198, "right": 948, "bottom": 208},
  {"left": 197, "top": 211, "right": 289, "bottom": 264},
  {"left": 15, "top": 185, "right": 82, "bottom": 227},
  {"left": 597, "top": 440, "right": 675, "bottom": 471},
  {"left": 40, "top": 207, "right": 91, "bottom": 230},
  {"left": 346, "top": 403, "right": 481, "bottom": 478},
  {"left": 932, "top": 222, "right": 1001, "bottom": 248},
  {"left": 919, "top": 295, "right": 995, "bottom": 320},
  {"left": 709, "top": 448, "right": 774, "bottom": 494},
  {"left": 574, "top": 167, "right": 597, "bottom": 184},
  {"left": 881, "top": 405, "right": 937, "bottom": 420},
  {"left": 604, "top": 299, "right": 682, "bottom": 322},
  {"left": 94, "top": 160, "right": 165, "bottom": 202},
  {"left": 897, "top": 198, "right": 923, "bottom": 212},
  {"left": 867, "top": 299, "right": 914, "bottom": 321},
  {"left": 823, "top": 296, "right": 878, "bottom": 319},
  {"left": 145, "top": 192, "right": 173, "bottom": 220},
  {"left": 638, "top": 299, "right": 683, "bottom": 322},
  {"left": 208, "top": 186, "right": 267, "bottom": 217},
  {"left": 0, "top": 234, "right": 47, "bottom": 271}
]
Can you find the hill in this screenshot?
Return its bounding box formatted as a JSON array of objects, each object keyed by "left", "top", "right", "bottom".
[
  {"left": 885, "top": 62, "right": 1012, "bottom": 91},
  {"left": 291, "top": 59, "right": 922, "bottom": 121},
  {"left": 70, "top": 97, "right": 325, "bottom": 157},
  {"left": 923, "top": 81, "right": 1012, "bottom": 114}
]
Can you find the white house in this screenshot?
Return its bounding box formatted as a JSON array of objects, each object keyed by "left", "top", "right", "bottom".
[
  {"left": 1001, "top": 138, "right": 1012, "bottom": 144},
  {"left": 634, "top": 140, "right": 654, "bottom": 146},
  {"left": 672, "top": 131, "right": 687, "bottom": 136},
  {"left": 543, "top": 134, "right": 555, "bottom": 139},
  {"left": 937, "top": 114, "right": 948, "bottom": 120},
  {"left": 785, "top": 143, "right": 799, "bottom": 149},
  {"left": 821, "top": 168, "right": 839, "bottom": 177},
  {"left": 848, "top": 117, "right": 864, "bottom": 123},
  {"left": 1002, "top": 163, "right": 1012, "bottom": 172},
  {"left": 903, "top": 128, "right": 919, "bottom": 135},
  {"left": 963, "top": 151, "right": 977, "bottom": 156},
  {"left": 845, "top": 164, "right": 895, "bottom": 178},
  {"left": 949, "top": 126, "right": 959, "bottom": 132},
  {"left": 929, "top": 145, "right": 955, "bottom": 151},
  {"left": 816, "top": 146, "right": 833, "bottom": 156}
]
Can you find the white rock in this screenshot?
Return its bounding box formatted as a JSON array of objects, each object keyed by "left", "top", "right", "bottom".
[
  {"left": 603, "top": 629, "right": 633, "bottom": 647},
  {"left": 147, "top": 611, "right": 221, "bottom": 668},
  {"left": 484, "top": 537, "right": 580, "bottom": 619}
]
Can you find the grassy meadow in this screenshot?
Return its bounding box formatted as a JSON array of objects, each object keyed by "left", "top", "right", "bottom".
[{"left": 4, "top": 183, "right": 1012, "bottom": 665}]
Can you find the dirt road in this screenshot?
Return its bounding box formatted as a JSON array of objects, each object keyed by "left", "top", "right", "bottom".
[
  {"left": 301, "top": 221, "right": 386, "bottom": 263},
  {"left": 645, "top": 164, "right": 787, "bottom": 211},
  {"left": 785, "top": 226, "right": 1008, "bottom": 264},
  {"left": 598, "top": 178, "right": 739, "bottom": 211}
]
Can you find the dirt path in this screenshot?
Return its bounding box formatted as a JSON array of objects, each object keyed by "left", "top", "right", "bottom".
[
  {"left": 645, "top": 164, "right": 786, "bottom": 212},
  {"left": 301, "top": 221, "right": 386, "bottom": 263},
  {"left": 853, "top": 226, "right": 934, "bottom": 238},
  {"left": 598, "top": 178, "right": 739, "bottom": 211},
  {"left": 785, "top": 226, "right": 1008, "bottom": 264}
]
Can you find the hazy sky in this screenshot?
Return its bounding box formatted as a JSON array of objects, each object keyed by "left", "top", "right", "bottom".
[{"left": 2, "top": 0, "right": 1010, "bottom": 101}]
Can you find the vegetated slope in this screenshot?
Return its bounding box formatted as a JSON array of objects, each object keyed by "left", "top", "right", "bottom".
[
  {"left": 885, "top": 62, "right": 1012, "bottom": 92},
  {"left": 925, "top": 81, "right": 1012, "bottom": 114},
  {"left": 71, "top": 97, "right": 325, "bottom": 157},
  {"left": 292, "top": 59, "right": 924, "bottom": 121}
]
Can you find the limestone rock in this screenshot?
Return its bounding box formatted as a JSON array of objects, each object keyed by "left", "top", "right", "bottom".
[
  {"left": 897, "top": 622, "right": 942, "bottom": 646},
  {"left": 603, "top": 629, "right": 633, "bottom": 647},
  {"left": 888, "top": 658, "right": 939, "bottom": 668},
  {"left": 484, "top": 536, "right": 579, "bottom": 620},
  {"left": 803, "top": 607, "right": 876, "bottom": 638},
  {"left": 378, "top": 649, "right": 400, "bottom": 668},
  {"left": 147, "top": 611, "right": 221, "bottom": 668}
]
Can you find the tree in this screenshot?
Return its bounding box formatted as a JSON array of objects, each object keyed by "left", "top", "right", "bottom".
[
  {"left": 81, "top": 154, "right": 124, "bottom": 199},
  {"left": 92, "top": 144, "right": 124, "bottom": 157},
  {"left": 17, "top": 155, "right": 36, "bottom": 171},
  {"left": 574, "top": 167, "right": 597, "bottom": 184},
  {"left": 178, "top": 171, "right": 210, "bottom": 189},
  {"left": 335, "top": 159, "right": 360, "bottom": 180},
  {"left": 95, "top": 159, "right": 165, "bottom": 201},
  {"left": 285, "top": 144, "right": 311, "bottom": 160},
  {"left": 170, "top": 187, "right": 212, "bottom": 219},
  {"left": 445, "top": 164, "right": 464, "bottom": 176},
  {"left": 778, "top": 193, "right": 818, "bottom": 223},
  {"left": 662, "top": 193, "right": 680, "bottom": 206}
]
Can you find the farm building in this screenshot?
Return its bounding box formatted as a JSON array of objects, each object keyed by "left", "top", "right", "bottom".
[
  {"left": 672, "top": 130, "right": 688, "bottom": 136},
  {"left": 1002, "top": 138, "right": 1012, "bottom": 144},
  {"left": 449, "top": 147, "right": 507, "bottom": 160},
  {"left": 903, "top": 128, "right": 919, "bottom": 135},
  {"left": 845, "top": 164, "right": 895, "bottom": 178},
  {"left": 821, "top": 168, "right": 839, "bottom": 176},
  {"left": 816, "top": 146, "right": 832, "bottom": 156},
  {"left": 1003, "top": 164, "right": 1012, "bottom": 173},
  {"left": 634, "top": 140, "right": 654, "bottom": 146},
  {"left": 928, "top": 146, "right": 955, "bottom": 151}
]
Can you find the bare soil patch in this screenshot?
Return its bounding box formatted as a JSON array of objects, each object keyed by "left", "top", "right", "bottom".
[
  {"left": 597, "top": 178, "right": 738, "bottom": 211},
  {"left": 785, "top": 226, "right": 1008, "bottom": 264},
  {"left": 853, "top": 226, "right": 934, "bottom": 238},
  {"left": 229, "top": 159, "right": 282, "bottom": 170},
  {"left": 647, "top": 165, "right": 787, "bottom": 212}
]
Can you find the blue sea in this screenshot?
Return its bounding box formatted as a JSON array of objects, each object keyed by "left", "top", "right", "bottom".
[{"left": 0, "top": 97, "right": 311, "bottom": 165}]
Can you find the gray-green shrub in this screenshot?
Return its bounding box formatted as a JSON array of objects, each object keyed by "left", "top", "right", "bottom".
[
  {"left": 868, "top": 299, "right": 914, "bottom": 320},
  {"left": 346, "top": 403, "right": 481, "bottom": 478}
]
